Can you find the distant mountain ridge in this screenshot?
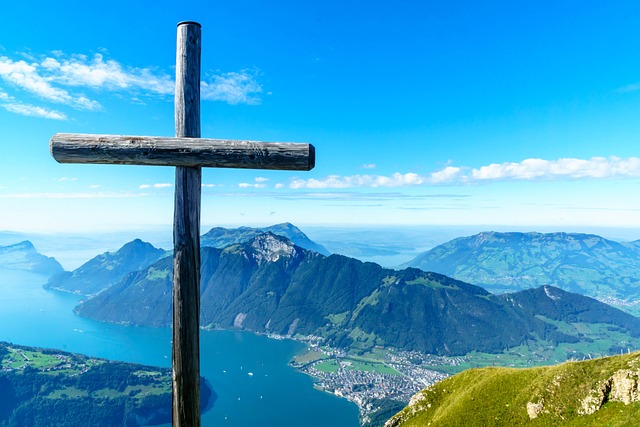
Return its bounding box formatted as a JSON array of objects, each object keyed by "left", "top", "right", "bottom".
[
  {"left": 45, "top": 239, "right": 167, "bottom": 296},
  {"left": 0, "top": 241, "right": 63, "bottom": 276},
  {"left": 74, "top": 233, "right": 640, "bottom": 356},
  {"left": 201, "top": 222, "right": 330, "bottom": 255},
  {"left": 47, "top": 223, "right": 329, "bottom": 297},
  {"left": 386, "top": 351, "right": 640, "bottom": 426},
  {"left": 403, "top": 231, "right": 640, "bottom": 299}
]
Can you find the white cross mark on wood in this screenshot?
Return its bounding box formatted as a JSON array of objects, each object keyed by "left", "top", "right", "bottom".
[{"left": 49, "top": 21, "right": 315, "bottom": 427}]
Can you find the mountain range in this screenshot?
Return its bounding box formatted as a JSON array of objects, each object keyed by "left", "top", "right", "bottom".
[
  {"left": 201, "top": 222, "right": 330, "bottom": 255},
  {"left": 57, "top": 232, "right": 640, "bottom": 356},
  {"left": 403, "top": 231, "right": 640, "bottom": 301},
  {"left": 0, "top": 241, "right": 63, "bottom": 276},
  {"left": 386, "top": 351, "right": 640, "bottom": 426},
  {"left": 45, "top": 239, "right": 168, "bottom": 296}
]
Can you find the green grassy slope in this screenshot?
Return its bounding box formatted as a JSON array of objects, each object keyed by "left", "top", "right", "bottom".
[
  {"left": 387, "top": 352, "right": 640, "bottom": 427},
  {"left": 403, "top": 231, "right": 640, "bottom": 300}
]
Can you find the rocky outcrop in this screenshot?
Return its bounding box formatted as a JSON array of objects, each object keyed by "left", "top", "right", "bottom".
[
  {"left": 526, "top": 400, "right": 544, "bottom": 419},
  {"left": 384, "top": 388, "right": 431, "bottom": 427},
  {"left": 577, "top": 368, "right": 640, "bottom": 415},
  {"left": 249, "top": 232, "right": 298, "bottom": 264}
]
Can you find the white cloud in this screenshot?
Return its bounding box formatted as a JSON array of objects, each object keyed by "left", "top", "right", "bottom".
[
  {"left": 287, "top": 157, "right": 640, "bottom": 189},
  {"left": 237, "top": 177, "right": 270, "bottom": 188},
  {"left": 202, "top": 183, "right": 218, "bottom": 188},
  {"left": 2, "top": 102, "right": 67, "bottom": 120},
  {"left": 0, "top": 88, "right": 67, "bottom": 119},
  {"left": 0, "top": 52, "right": 263, "bottom": 120},
  {"left": 41, "top": 54, "right": 174, "bottom": 95},
  {"left": 470, "top": 157, "right": 640, "bottom": 181},
  {"left": 275, "top": 183, "right": 284, "bottom": 189},
  {"left": 57, "top": 177, "right": 78, "bottom": 182},
  {"left": 238, "top": 182, "right": 267, "bottom": 189},
  {"left": 0, "top": 56, "right": 99, "bottom": 110},
  {"left": 201, "top": 70, "right": 262, "bottom": 105},
  {"left": 139, "top": 183, "right": 172, "bottom": 189},
  {"left": 362, "top": 163, "right": 377, "bottom": 169},
  {"left": 430, "top": 166, "right": 462, "bottom": 183},
  {"left": 289, "top": 173, "right": 426, "bottom": 189}
]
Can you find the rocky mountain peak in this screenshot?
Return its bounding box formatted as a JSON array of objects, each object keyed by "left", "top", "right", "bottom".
[
  {"left": 248, "top": 232, "right": 298, "bottom": 264},
  {"left": 472, "top": 231, "right": 497, "bottom": 244}
]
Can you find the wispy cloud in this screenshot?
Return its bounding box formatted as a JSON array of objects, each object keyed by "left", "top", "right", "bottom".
[
  {"left": 139, "top": 183, "right": 172, "bottom": 189},
  {"left": 274, "top": 192, "right": 470, "bottom": 202},
  {"left": 288, "top": 156, "right": 640, "bottom": 189},
  {"left": 470, "top": 157, "right": 640, "bottom": 181},
  {"left": 0, "top": 56, "right": 99, "bottom": 109},
  {"left": 41, "top": 54, "right": 174, "bottom": 95},
  {"left": 238, "top": 182, "right": 267, "bottom": 189},
  {"left": 2, "top": 102, "right": 67, "bottom": 120},
  {"left": 290, "top": 173, "right": 426, "bottom": 189},
  {"left": 238, "top": 177, "right": 269, "bottom": 188},
  {"left": 430, "top": 166, "right": 463, "bottom": 183},
  {"left": 0, "top": 87, "right": 67, "bottom": 120},
  {"left": 361, "top": 163, "right": 377, "bottom": 169},
  {"left": 0, "top": 52, "right": 263, "bottom": 120},
  {"left": 201, "top": 70, "right": 262, "bottom": 105}
]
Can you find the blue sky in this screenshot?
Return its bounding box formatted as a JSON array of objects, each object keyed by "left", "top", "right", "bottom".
[{"left": 1, "top": 0, "right": 640, "bottom": 232}]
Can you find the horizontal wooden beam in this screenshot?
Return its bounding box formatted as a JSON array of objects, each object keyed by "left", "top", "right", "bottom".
[{"left": 50, "top": 133, "right": 315, "bottom": 171}]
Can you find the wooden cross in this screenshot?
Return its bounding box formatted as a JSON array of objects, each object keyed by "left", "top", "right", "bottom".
[{"left": 49, "top": 21, "right": 314, "bottom": 427}]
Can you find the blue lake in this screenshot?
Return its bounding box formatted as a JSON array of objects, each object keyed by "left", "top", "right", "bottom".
[{"left": 0, "top": 269, "right": 360, "bottom": 427}]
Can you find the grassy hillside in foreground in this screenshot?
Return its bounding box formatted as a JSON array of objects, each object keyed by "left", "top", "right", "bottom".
[{"left": 386, "top": 352, "right": 640, "bottom": 427}]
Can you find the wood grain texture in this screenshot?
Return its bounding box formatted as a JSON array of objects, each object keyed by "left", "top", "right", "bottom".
[
  {"left": 47, "top": 20, "right": 318, "bottom": 427},
  {"left": 172, "top": 166, "right": 201, "bottom": 427},
  {"left": 172, "top": 21, "right": 202, "bottom": 427},
  {"left": 50, "top": 133, "right": 315, "bottom": 171},
  {"left": 175, "top": 21, "right": 201, "bottom": 140}
]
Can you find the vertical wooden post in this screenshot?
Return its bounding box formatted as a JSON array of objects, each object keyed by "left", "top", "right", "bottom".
[{"left": 173, "top": 21, "right": 202, "bottom": 427}]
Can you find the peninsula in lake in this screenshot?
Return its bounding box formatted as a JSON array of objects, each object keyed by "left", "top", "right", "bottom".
[{"left": 0, "top": 341, "right": 214, "bottom": 427}]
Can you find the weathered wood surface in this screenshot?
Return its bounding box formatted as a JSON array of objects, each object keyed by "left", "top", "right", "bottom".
[
  {"left": 50, "top": 133, "right": 315, "bottom": 171},
  {"left": 172, "top": 21, "right": 202, "bottom": 427},
  {"left": 48, "top": 19, "right": 318, "bottom": 427}
]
